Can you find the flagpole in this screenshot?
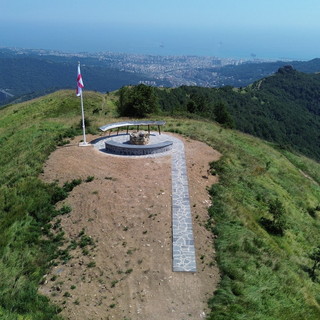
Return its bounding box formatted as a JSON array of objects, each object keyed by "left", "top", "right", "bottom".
[
  {"left": 80, "top": 88, "right": 87, "bottom": 145},
  {"left": 78, "top": 62, "right": 89, "bottom": 147}
]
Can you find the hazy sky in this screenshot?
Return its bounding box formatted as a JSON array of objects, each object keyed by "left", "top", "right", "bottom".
[{"left": 1, "top": 0, "right": 320, "bottom": 59}]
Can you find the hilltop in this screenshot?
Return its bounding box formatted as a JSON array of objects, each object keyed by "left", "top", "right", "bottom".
[
  {"left": 38, "top": 132, "right": 220, "bottom": 320},
  {"left": 0, "top": 90, "right": 319, "bottom": 319}
]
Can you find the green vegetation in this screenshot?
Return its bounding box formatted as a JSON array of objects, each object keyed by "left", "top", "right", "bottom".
[
  {"left": 0, "top": 54, "right": 161, "bottom": 105},
  {"left": 155, "top": 67, "right": 320, "bottom": 161},
  {"left": 117, "top": 84, "right": 159, "bottom": 117},
  {"left": 163, "top": 119, "right": 320, "bottom": 320},
  {"left": 212, "top": 101, "right": 234, "bottom": 129},
  {"left": 0, "top": 90, "right": 111, "bottom": 319},
  {"left": 78, "top": 234, "right": 95, "bottom": 248},
  {"left": 62, "top": 178, "right": 82, "bottom": 193},
  {"left": 208, "top": 58, "right": 320, "bottom": 87},
  {"left": 3, "top": 48, "right": 320, "bottom": 106},
  {"left": 259, "top": 198, "right": 287, "bottom": 236},
  {"left": 85, "top": 176, "right": 95, "bottom": 182},
  {"left": 309, "top": 246, "right": 320, "bottom": 281},
  {"left": 0, "top": 88, "right": 319, "bottom": 319}
]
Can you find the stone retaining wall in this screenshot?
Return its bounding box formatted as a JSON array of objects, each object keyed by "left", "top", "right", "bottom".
[{"left": 104, "top": 140, "right": 173, "bottom": 156}]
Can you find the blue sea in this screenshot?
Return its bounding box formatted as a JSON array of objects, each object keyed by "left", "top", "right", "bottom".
[{"left": 1, "top": 22, "right": 318, "bottom": 61}]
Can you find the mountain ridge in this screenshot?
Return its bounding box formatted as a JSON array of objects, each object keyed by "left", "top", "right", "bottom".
[{"left": 155, "top": 67, "right": 320, "bottom": 161}]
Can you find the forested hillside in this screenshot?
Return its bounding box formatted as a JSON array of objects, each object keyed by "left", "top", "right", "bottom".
[
  {"left": 155, "top": 66, "right": 320, "bottom": 161},
  {"left": 0, "top": 55, "right": 164, "bottom": 105}
]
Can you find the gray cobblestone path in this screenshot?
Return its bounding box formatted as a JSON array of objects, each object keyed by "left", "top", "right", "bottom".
[
  {"left": 171, "top": 138, "right": 197, "bottom": 272},
  {"left": 92, "top": 133, "right": 197, "bottom": 272}
]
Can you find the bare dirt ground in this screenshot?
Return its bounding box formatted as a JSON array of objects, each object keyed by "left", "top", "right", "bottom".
[{"left": 39, "top": 132, "right": 221, "bottom": 320}]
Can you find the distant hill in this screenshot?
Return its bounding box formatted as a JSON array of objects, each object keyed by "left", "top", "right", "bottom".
[
  {"left": 0, "top": 48, "right": 320, "bottom": 118},
  {"left": 156, "top": 66, "right": 320, "bottom": 161},
  {"left": 2, "top": 47, "right": 320, "bottom": 106},
  {"left": 0, "top": 54, "right": 168, "bottom": 105},
  {"left": 205, "top": 58, "right": 320, "bottom": 87}
]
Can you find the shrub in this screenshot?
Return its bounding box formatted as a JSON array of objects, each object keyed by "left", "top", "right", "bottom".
[
  {"left": 63, "top": 179, "right": 82, "bottom": 193},
  {"left": 307, "top": 206, "right": 320, "bottom": 218},
  {"left": 58, "top": 205, "right": 72, "bottom": 215},
  {"left": 259, "top": 199, "right": 287, "bottom": 236},
  {"left": 50, "top": 183, "right": 68, "bottom": 204},
  {"left": 79, "top": 234, "right": 94, "bottom": 248},
  {"left": 309, "top": 246, "right": 320, "bottom": 281},
  {"left": 85, "top": 176, "right": 95, "bottom": 182}
]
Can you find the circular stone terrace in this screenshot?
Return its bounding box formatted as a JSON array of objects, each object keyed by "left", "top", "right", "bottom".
[
  {"left": 93, "top": 133, "right": 174, "bottom": 157},
  {"left": 95, "top": 120, "right": 172, "bottom": 157}
]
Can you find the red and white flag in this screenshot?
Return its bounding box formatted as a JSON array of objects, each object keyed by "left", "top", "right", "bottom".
[{"left": 76, "top": 64, "right": 84, "bottom": 97}]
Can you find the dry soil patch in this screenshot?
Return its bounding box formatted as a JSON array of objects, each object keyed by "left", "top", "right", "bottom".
[{"left": 39, "top": 132, "right": 221, "bottom": 320}]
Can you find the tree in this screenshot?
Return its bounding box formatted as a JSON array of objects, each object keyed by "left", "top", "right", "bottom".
[
  {"left": 187, "top": 100, "right": 196, "bottom": 113},
  {"left": 117, "top": 84, "right": 159, "bottom": 117},
  {"left": 260, "top": 198, "right": 287, "bottom": 236},
  {"left": 213, "top": 101, "right": 234, "bottom": 128},
  {"left": 189, "top": 92, "right": 207, "bottom": 112}
]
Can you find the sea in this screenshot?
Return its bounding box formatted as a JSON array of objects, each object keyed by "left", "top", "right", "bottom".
[{"left": 1, "top": 22, "right": 317, "bottom": 61}]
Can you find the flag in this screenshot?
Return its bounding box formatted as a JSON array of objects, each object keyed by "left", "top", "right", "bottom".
[{"left": 76, "top": 64, "right": 84, "bottom": 96}]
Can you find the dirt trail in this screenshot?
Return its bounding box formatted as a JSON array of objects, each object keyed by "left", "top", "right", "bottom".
[{"left": 39, "top": 133, "right": 220, "bottom": 320}]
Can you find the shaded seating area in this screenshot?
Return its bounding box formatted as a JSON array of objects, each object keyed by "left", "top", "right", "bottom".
[{"left": 99, "top": 120, "right": 166, "bottom": 135}]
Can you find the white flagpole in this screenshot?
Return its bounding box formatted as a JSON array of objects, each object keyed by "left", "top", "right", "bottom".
[
  {"left": 78, "top": 62, "right": 89, "bottom": 147},
  {"left": 80, "top": 88, "right": 87, "bottom": 145}
]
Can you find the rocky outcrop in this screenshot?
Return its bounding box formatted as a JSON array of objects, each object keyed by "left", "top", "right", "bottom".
[{"left": 129, "top": 131, "right": 150, "bottom": 145}]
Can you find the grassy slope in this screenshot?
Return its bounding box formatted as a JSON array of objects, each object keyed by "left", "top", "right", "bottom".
[
  {"left": 0, "top": 91, "right": 320, "bottom": 319},
  {"left": 0, "top": 90, "right": 111, "bottom": 319},
  {"left": 164, "top": 119, "right": 320, "bottom": 319}
]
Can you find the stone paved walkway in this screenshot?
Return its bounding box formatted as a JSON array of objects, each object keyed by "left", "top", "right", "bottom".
[
  {"left": 92, "top": 133, "right": 196, "bottom": 272},
  {"left": 171, "top": 138, "right": 197, "bottom": 272}
]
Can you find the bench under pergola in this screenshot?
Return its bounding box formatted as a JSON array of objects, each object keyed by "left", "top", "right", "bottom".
[{"left": 99, "top": 120, "right": 166, "bottom": 135}]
